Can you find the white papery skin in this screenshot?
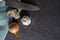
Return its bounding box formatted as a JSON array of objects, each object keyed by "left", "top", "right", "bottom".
[{"left": 21, "top": 16, "right": 31, "bottom": 26}]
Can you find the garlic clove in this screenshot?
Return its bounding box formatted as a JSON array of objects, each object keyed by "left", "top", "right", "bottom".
[{"left": 21, "top": 16, "right": 31, "bottom": 26}]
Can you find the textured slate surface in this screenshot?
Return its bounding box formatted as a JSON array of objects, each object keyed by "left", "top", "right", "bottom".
[{"left": 5, "top": 0, "right": 60, "bottom": 40}]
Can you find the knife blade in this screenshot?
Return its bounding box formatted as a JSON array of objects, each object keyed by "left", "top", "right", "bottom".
[{"left": 5, "top": 0, "right": 40, "bottom": 11}]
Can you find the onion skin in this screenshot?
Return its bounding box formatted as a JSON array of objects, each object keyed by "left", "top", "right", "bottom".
[{"left": 9, "top": 22, "right": 20, "bottom": 37}]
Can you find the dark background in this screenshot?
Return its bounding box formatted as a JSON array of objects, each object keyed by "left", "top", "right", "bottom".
[{"left": 5, "top": 0, "right": 60, "bottom": 40}]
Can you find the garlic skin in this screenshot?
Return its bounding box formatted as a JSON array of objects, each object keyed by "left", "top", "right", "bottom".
[{"left": 21, "top": 16, "right": 31, "bottom": 26}]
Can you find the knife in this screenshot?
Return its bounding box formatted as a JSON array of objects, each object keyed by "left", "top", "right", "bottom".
[{"left": 5, "top": 0, "right": 40, "bottom": 11}]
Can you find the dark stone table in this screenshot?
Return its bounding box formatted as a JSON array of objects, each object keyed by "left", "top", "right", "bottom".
[{"left": 5, "top": 0, "right": 60, "bottom": 40}]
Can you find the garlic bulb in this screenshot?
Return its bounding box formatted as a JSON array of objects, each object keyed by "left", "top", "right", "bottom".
[
  {"left": 7, "top": 9, "right": 20, "bottom": 19},
  {"left": 21, "top": 16, "right": 31, "bottom": 26},
  {"left": 9, "top": 22, "right": 20, "bottom": 37}
]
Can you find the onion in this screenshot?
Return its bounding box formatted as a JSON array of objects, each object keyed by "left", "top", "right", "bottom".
[{"left": 9, "top": 22, "right": 20, "bottom": 37}]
